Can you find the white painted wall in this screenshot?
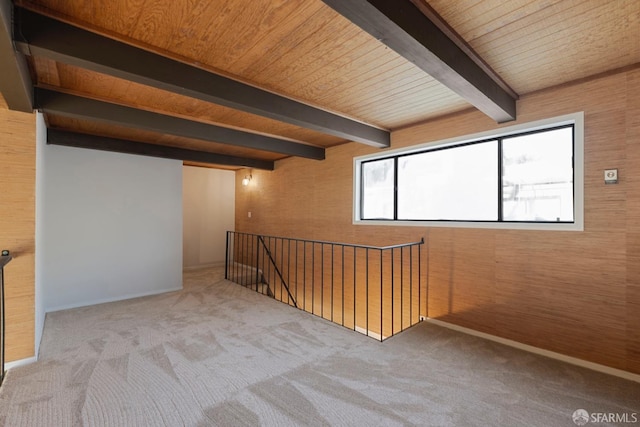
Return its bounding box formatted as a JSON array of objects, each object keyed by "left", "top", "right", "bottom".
[
  {"left": 39, "top": 142, "right": 183, "bottom": 312},
  {"left": 182, "top": 166, "right": 235, "bottom": 269}
]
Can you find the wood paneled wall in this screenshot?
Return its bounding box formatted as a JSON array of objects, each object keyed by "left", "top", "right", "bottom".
[
  {"left": 236, "top": 67, "right": 640, "bottom": 374},
  {"left": 0, "top": 95, "right": 35, "bottom": 362}
]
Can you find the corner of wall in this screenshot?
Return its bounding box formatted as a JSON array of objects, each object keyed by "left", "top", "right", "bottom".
[{"left": 34, "top": 112, "right": 46, "bottom": 358}]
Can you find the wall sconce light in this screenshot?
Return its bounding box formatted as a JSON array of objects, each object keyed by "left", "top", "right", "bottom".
[{"left": 242, "top": 174, "right": 252, "bottom": 186}]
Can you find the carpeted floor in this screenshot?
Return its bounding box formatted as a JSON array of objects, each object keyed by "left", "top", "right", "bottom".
[{"left": 0, "top": 267, "right": 638, "bottom": 426}]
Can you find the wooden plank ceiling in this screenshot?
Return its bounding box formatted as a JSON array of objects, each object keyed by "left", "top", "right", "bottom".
[{"left": 3, "top": 0, "right": 640, "bottom": 169}]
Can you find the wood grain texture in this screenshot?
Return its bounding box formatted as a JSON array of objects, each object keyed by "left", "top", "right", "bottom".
[
  {"left": 626, "top": 68, "right": 640, "bottom": 368},
  {"left": 428, "top": 0, "right": 640, "bottom": 95},
  {"left": 0, "top": 95, "right": 36, "bottom": 362},
  {"left": 236, "top": 68, "right": 640, "bottom": 374},
  {"left": 18, "top": 0, "right": 640, "bottom": 134},
  {"left": 46, "top": 115, "right": 285, "bottom": 162},
  {"left": 18, "top": 0, "right": 470, "bottom": 129},
  {"left": 31, "top": 59, "right": 343, "bottom": 149}
]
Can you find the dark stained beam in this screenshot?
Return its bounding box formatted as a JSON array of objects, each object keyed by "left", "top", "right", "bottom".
[
  {"left": 47, "top": 129, "right": 274, "bottom": 170},
  {"left": 408, "top": 0, "right": 517, "bottom": 101},
  {"left": 0, "top": 0, "right": 32, "bottom": 111},
  {"left": 35, "top": 88, "right": 325, "bottom": 160},
  {"left": 321, "top": 0, "right": 517, "bottom": 123},
  {"left": 14, "top": 7, "right": 390, "bottom": 148}
]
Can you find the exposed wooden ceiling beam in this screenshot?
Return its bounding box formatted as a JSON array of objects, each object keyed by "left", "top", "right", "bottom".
[
  {"left": 0, "top": 0, "right": 32, "bottom": 111},
  {"left": 408, "top": 0, "right": 517, "bottom": 101},
  {"left": 14, "top": 7, "right": 390, "bottom": 148},
  {"left": 321, "top": 0, "right": 517, "bottom": 123},
  {"left": 47, "top": 129, "right": 274, "bottom": 171},
  {"left": 35, "top": 88, "right": 325, "bottom": 160}
]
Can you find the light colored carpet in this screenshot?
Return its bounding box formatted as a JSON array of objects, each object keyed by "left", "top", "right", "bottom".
[{"left": 0, "top": 267, "right": 638, "bottom": 426}]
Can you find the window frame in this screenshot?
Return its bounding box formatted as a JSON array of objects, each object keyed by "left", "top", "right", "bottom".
[{"left": 353, "top": 112, "right": 584, "bottom": 231}]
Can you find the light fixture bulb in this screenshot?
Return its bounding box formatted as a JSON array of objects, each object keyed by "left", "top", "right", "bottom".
[{"left": 242, "top": 175, "right": 251, "bottom": 186}]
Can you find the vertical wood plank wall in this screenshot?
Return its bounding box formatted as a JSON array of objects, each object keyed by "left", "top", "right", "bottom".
[
  {"left": 0, "top": 95, "right": 35, "bottom": 362},
  {"left": 236, "top": 67, "right": 640, "bottom": 374}
]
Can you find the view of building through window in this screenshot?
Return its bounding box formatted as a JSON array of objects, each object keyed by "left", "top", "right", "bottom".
[{"left": 502, "top": 127, "right": 574, "bottom": 222}]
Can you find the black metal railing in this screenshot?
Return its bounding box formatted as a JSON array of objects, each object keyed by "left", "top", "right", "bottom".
[
  {"left": 0, "top": 251, "right": 13, "bottom": 386},
  {"left": 225, "top": 232, "right": 425, "bottom": 341}
]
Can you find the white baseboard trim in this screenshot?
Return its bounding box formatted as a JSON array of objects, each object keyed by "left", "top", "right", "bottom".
[
  {"left": 425, "top": 318, "right": 640, "bottom": 384},
  {"left": 5, "top": 356, "right": 38, "bottom": 371},
  {"left": 183, "top": 262, "right": 225, "bottom": 271},
  {"left": 355, "top": 326, "right": 387, "bottom": 341},
  {"left": 45, "top": 286, "right": 184, "bottom": 313}
]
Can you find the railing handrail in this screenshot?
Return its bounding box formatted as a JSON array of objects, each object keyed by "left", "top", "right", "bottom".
[
  {"left": 373, "top": 239, "right": 425, "bottom": 250},
  {"left": 231, "top": 232, "right": 424, "bottom": 251}
]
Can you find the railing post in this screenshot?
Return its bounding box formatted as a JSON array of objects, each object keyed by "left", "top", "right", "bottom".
[
  {"left": 418, "top": 239, "right": 422, "bottom": 321},
  {"left": 391, "top": 248, "right": 395, "bottom": 337},
  {"left": 287, "top": 239, "right": 291, "bottom": 305},
  {"left": 342, "top": 246, "right": 345, "bottom": 328},
  {"left": 312, "top": 241, "right": 315, "bottom": 313},
  {"left": 410, "top": 245, "right": 413, "bottom": 324},
  {"left": 225, "top": 231, "right": 230, "bottom": 280},
  {"left": 244, "top": 233, "right": 247, "bottom": 287},
  {"left": 321, "top": 243, "right": 324, "bottom": 319},
  {"left": 401, "top": 247, "right": 404, "bottom": 330},
  {"left": 295, "top": 240, "right": 299, "bottom": 304},
  {"left": 380, "top": 249, "right": 383, "bottom": 341},
  {"left": 280, "top": 237, "right": 284, "bottom": 302},
  {"left": 255, "top": 235, "right": 261, "bottom": 289},
  {"left": 353, "top": 246, "right": 356, "bottom": 333},
  {"left": 330, "top": 244, "right": 334, "bottom": 323},
  {"left": 365, "top": 248, "right": 369, "bottom": 338}
]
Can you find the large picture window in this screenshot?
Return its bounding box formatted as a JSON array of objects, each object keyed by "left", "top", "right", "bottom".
[
  {"left": 355, "top": 113, "right": 583, "bottom": 230},
  {"left": 397, "top": 141, "right": 498, "bottom": 221}
]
